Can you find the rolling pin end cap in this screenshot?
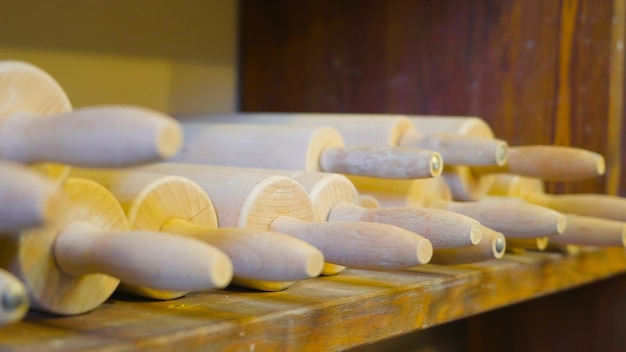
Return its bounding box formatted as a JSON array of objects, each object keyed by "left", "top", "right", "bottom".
[
  {"left": 417, "top": 240, "right": 434, "bottom": 265},
  {"left": 596, "top": 157, "right": 606, "bottom": 176},
  {"left": 496, "top": 143, "right": 509, "bottom": 166},
  {"left": 470, "top": 224, "right": 483, "bottom": 245},
  {"left": 494, "top": 236, "right": 506, "bottom": 255},
  {"left": 621, "top": 225, "right": 626, "bottom": 248},
  {"left": 156, "top": 121, "right": 183, "bottom": 159},
  {"left": 2, "top": 282, "right": 28, "bottom": 313},
  {"left": 306, "top": 250, "right": 325, "bottom": 277},
  {"left": 557, "top": 215, "right": 567, "bottom": 235},
  {"left": 430, "top": 153, "right": 443, "bottom": 177},
  {"left": 211, "top": 255, "right": 235, "bottom": 289}
]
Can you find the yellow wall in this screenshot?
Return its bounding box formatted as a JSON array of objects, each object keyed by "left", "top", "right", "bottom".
[{"left": 0, "top": 0, "right": 237, "bottom": 115}]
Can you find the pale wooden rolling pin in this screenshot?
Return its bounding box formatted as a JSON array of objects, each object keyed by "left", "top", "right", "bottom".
[
  {"left": 348, "top": 175, "right": 565, "bottom": 239},
  {"left": 0, "top": 60, "right": 182, "bottom": 172},
  {"left": 490, "top": 174, "right": 626, "bottom": 221},
  {"left": 71, "top": 168, "right": 325, "bottom": 295},
  {"left": 0, "top": 177, "right": 232, "bottom": 315},
  {"left": 134, "top": 163, "right": 433, "bottom": 271},
  {"left": 489, "top": 175, "right": 626, "bottom": 247},
  {"left": 0, "top": 161, "right": 66, "bottom": 231},
  {"left": 430, "top": 226, "right": 506, "bottom": 265},
  {"left": 251, "top": 170, "right": 480, "bottom": 275},
  {"left": 0, "top": 270, "right": 28, "bottom": 326},
  {"left": 408, "top": 116, "right": 605, "bottom": 200},
  {"left": 185, "top": 113, "right": 507, "bottom": 166},
  {"left": 173, "top": 123, "right": 442, "bottom": 179}
]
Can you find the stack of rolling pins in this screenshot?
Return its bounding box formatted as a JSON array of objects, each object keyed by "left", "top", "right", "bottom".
[{"left": 1, "top": 60, "right": 622, "bottom": 328}]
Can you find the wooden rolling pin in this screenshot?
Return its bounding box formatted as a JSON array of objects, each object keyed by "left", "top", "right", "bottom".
[
  {"left": 71, "top": 168, "right": 325, "bottom": 295},
  {"left": 186, "top": 113, "right": 508, "bottom": 166},
  {"left": 430, "top": 226, "right": 506, "bottom": 265},
  {"left": 0, "top": 60, "right": 182, "bottom": 171},
  {"left": 0, "top": 177, "right": 232, "bottom": 315},
  {"left": 490, "top": 174, "right": 626, "bottom": 221},
  {"left": 251, "top": 170, "right": 480, "bottom": 275},
  {"left": 348, "top": 175, "right": 566, "bottom": 239},
  {"left": 408, "top": 116, "right": 605, "bottom": 200},
  {"left": 0, "top": 270, "right": 28, "bottom": 326},
  {"left": 0, "top": 161, "right": 66, "bottom": 231},
  {"left": 134, "top": 163, "right": 433, "bottom": 270},
  {"left": 489, "top": 175, "right": 626, "bottom": 247},
  {"left": 174, "top": 123, "right": 442, "bottom": 179}
]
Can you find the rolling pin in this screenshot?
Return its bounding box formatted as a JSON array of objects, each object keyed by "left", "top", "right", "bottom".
[
  {"left": 134, "top": 163, "right": 433, "bottom": 270},
  {"left": 490, "top": 174, "right": 626, "bottom": 222},
  {"left": 430, "top": 226, "right": 506, "bottom": 265},
  {"left": 70, "top": 168, "right": 325, "bottom": 296},
  {"left": 174, "top": 123, "right": 442, "bottom": 179},
  {"left": 489, "top": 175, "right": 626, "bottom": 247},
  {"left": 185, "top": 113, "right": 508, "bottom": 166},
  {"left": 0, "top": 60, "right": 182, "bottom": 172},
  {"left": 0, "top": 177, "right": 233, "bottom": 315},
  {"left": 407, "top": 116, "right": 605, "bottom": 200},
  {"left": 0, "top": 161, "right": 65, "bottom": 231},
  {"left": 249, "top": 170, "right": 481, "bottom": 275},
  {"left": 348, "top": 175, "right": 566, "bottom": 239},
  {"left": 0, "top": 270, "right": 28, "bottom": 326}
]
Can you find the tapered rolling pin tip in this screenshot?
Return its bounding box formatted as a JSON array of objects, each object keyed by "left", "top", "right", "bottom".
[
  {"left": 596, "top": 156, "right": 606, "bottom": 176},
  {"left": 0, "top": 271, "right": 28, "bottom": 326},
  {"left": 156, "top": 120, "right": 184, "bottom": 159},
  {"left": 470, "top": 224, "right": 483, "bottom": 246},
  {"left": 1, "top": 283, "right": 27, "bottom": 313},
  {"left": 306, "top": 250, "right": 325, "bottom": 277},
  {"left": 417, "top": 240, "right": 434, "bottom": 265}
]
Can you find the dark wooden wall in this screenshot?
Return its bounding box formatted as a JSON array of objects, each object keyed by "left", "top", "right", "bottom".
[
  {"left": 239, "top": 0, "right": 625, "bottom": 195},
  {"left": 239, "top": 1, "right": 626, "bottom": 351}
]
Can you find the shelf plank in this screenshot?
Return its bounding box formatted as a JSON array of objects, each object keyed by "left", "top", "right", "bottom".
[{"left": 1, "top": 248, "right": 625, "bottom": 351}]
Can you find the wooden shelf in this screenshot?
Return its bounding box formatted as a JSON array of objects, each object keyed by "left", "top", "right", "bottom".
[{"left": 1, "top": 247, "right": 625, "bottom": 351}]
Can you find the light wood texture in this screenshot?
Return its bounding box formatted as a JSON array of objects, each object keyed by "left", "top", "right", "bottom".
[
  {"left": 0, "top": 269, "right": 28, "bottom": 327},
  {"left": 0, "top": 177, "right": 231, "bottom": 315},
  {"left": 192, "top": 113, "right": 507, "bottom": 166},
  {"left": 349, "top": 175, "right": 566, "bottom": 239},
  {"left": 548, "top": 215, "right": 626, "bottom": 247},
  {"left": 0, "top": 161, "right": 65, "bottom": 232},
  {"left": 54, "top": 220, "right": 233, "bottom": 291},
  {"left": 70, "top": 168, "right": 323, "bottom": 295},
  {"left": 474, "top": 146, "right": 606, "bottom": 181},
  {"left": 491, "top": 174, "right": 626, "bottom": 222},
  {"left": 136, "top": 163, "right": 432, "bottom": 270},
  {"left": 0, "top": 61, "right": 183, "bottom": 168},
  {"left": 177, "top": 123, "right": 441, "bottom": 178},
  {"left": 359, "top": 195, "right": 380, "bottom": 208},
  {"left": 431, "top": 226, "right": 505, "bottom": 265},
  {"left": 270, "top": 216, "right": 433, "bottom": 269},
  {"left": 1, "top": 248, "right": 625, "bottom": 351}
]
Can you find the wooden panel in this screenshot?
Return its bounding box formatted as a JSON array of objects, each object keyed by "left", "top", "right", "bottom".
[
  {"left": 239, "top": 0, "right": 624, "bottom": 195},
  {"left": 0, "top": 248, "right": 625, "bottom": 351}
]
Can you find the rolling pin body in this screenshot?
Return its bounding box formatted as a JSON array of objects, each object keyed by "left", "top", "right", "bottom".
[
  {"left": 135, "top": 163, "right": 433, "bottom": 270},
  {"left": 71, "top": 168, "right": 324, "bottom": 295},
  {"left": 0, "top": 60, "right": 182, "bottom": 168},
  {"left": 176, "top": 123, "right": 441, "bottom": 179},
  {"left": 0, "top": 177, "right": 231, "bottom": 314},
  {"left": 185, "top": 113, "right": 506, "bottom": 166}
]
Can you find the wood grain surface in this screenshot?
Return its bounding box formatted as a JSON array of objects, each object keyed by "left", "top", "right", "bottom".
[
  {"left": 239, "top": 0, "right": 624, "bottom": 195},
  {"left": 0, "top": 248, "right": 624, "bottom": 351}
]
